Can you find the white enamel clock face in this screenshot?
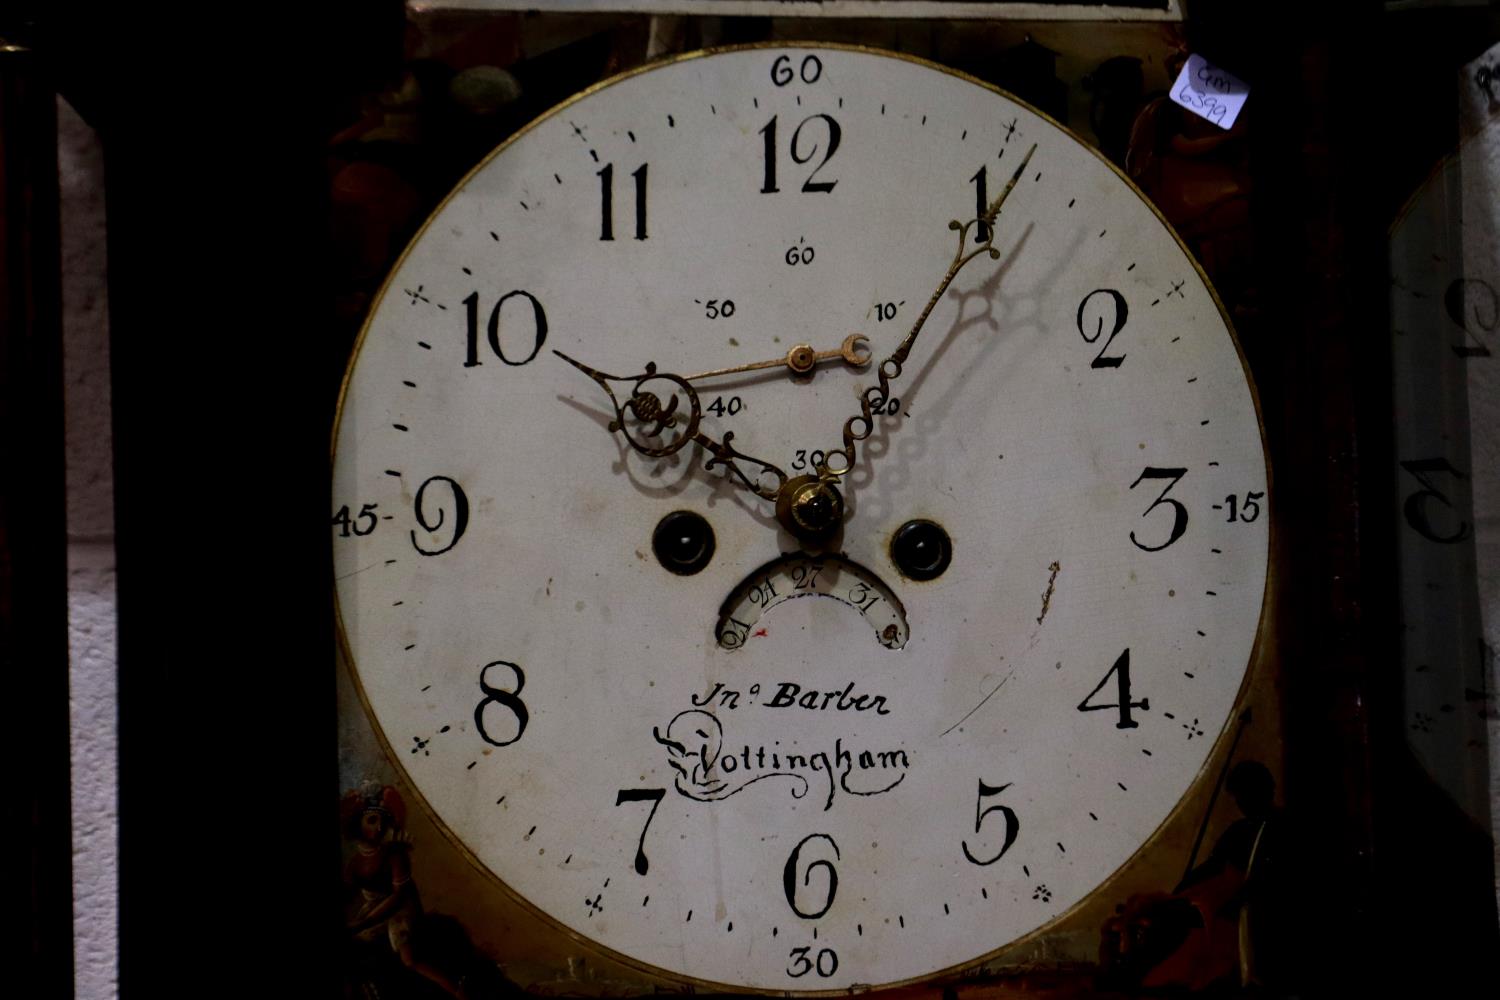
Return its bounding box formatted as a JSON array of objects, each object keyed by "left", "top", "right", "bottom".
[{"left": 333, "top": 46, "right": 1269, "bottom": 992}]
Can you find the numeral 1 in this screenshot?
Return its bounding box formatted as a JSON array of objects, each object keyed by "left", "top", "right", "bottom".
[{"left": 970, "top": 165, "right": 991, "bottom": 243}]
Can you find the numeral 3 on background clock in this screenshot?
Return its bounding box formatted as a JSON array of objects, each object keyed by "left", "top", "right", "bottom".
[{"left": 1400, "top": 457, "right": 1471, "bottom": 543}]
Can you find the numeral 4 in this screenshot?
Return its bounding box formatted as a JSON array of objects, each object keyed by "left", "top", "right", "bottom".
[{"left": 1078, "top": 648, "right": 1148, "bottom": 729}]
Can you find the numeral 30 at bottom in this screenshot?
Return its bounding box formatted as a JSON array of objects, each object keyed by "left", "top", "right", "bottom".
[{"left": 787, "top": 946, "right": 838, "bottom": 978}]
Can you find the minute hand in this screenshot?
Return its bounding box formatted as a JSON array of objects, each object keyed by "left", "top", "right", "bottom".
[{"left": 817, "top": 143, "right": 1036, "bottom": 481}]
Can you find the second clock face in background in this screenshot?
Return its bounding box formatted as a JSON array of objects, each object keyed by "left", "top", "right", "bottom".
[
  {"left": 333, "top": 46, "right": 1269, "bottom": 991},
  {"left": 1390, "top": 116, "right": 1500, "bottom": 827}
]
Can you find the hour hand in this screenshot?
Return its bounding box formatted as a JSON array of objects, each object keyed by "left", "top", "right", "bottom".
[{"left": 553, "top": 349, "right": 789, "bottom": 501}]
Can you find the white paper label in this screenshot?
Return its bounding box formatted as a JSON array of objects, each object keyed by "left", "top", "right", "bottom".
[{"left": 1169, "top": 54, "right": 1249, "bottom": 130}]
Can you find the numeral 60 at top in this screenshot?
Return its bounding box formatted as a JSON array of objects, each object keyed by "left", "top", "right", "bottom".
[{"left": 772, "top": 54, "right": 824, "bottom": 87}]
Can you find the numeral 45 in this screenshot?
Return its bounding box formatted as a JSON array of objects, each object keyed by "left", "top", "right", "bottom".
[{"left": 332, "top": 503, "right": 378, "bottom": 537}]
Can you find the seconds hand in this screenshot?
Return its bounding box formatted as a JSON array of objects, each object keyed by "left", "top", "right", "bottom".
[{"left": 678, "top": 334, "right": 871, "bottom": 383}]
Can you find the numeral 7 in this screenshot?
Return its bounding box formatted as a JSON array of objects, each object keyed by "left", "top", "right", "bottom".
[{"left": 615, "top": 787, "right": 666, "bottom": 875}]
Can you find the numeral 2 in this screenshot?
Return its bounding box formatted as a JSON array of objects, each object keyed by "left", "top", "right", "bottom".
[{"left": 1077, "top": 288, "right": 1129, "bottom": 368}]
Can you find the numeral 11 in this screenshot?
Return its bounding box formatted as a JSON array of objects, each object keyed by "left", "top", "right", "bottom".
[{"left": 598, "top": 163, "right": 648, "bottom": 241}]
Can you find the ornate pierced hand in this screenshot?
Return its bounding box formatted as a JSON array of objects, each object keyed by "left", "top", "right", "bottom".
[
  {"left": 815, "top": 143, "right": 1037, "bottom": 482},
  {"left": 553, "top": 350, "right": 790, "bottom": 502}
]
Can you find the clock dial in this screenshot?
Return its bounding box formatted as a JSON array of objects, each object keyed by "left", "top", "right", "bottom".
[
  {"left": 1389, "top": 120, "right": 1500, "bottom": 826},
  {"left": 333, "top": 46, "right": 1269, "bottom": 991}
]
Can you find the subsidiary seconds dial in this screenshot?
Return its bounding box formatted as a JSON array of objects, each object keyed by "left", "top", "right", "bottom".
[{"left": 333, "top": 45, "right": 1269, "bottom": 993}]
